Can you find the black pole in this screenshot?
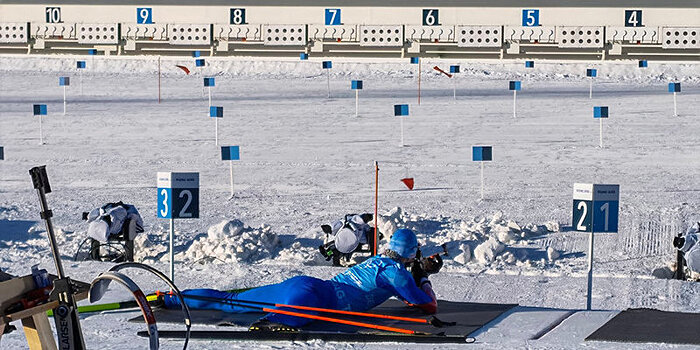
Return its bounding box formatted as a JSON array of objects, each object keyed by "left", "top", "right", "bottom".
[
  {"left": 29, "top": 166, "right": 86, "bottom": 350},
  {"left": 29, "top": 166, "right": 65, "bottom": 278}
]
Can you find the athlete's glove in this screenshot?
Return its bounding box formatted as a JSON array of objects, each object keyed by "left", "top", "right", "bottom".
[
  {"left": 410, "top": 260, "right": 429, "bottom": 287},
  {"left": 422, "top": 254, "right": 443, "bottom": 275}
]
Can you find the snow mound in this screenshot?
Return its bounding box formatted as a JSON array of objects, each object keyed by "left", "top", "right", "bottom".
[
  {"left": 183, "top": 220, "right": 280, "bottom": 264},
  {"left": 547, "top": 247, "right": 560, "bottom": 261},
  {"left": 276, "top": 241, "right": 329, "bottom": 266},
  {"left": 454, "top": 244, "right": 472, "bottom": 265},
  {"left": 378, "top": 207, "right": 561, "bottom": 268},
  {"left": 474, "top": 238, "right": 505, "bottom": 264}
]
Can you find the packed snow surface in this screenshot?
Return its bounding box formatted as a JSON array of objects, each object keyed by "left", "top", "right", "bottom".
[{"left": 1, "top": 55, "right": 699, "bottom": 349}]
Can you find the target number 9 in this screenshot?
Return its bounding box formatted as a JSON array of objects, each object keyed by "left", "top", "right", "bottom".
[{"left": 137, "top": 8, "right": 153, "bottom": 24}]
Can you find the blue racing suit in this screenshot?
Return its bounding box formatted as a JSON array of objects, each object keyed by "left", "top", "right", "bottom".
[{"left": 164, "top": 255, "right": 437, "bottom": 327}]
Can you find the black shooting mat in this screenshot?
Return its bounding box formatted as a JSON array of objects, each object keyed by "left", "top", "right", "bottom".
[
  {"left": 129, "top": 299, "right": 517, "bottom": 336},
  {"left": 585, "top": 308, "right": 700, "bottom": 345}
]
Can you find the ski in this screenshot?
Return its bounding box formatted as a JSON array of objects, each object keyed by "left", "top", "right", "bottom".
[{"left": 138, "top": 330, "right": 475, "bottom": 344}]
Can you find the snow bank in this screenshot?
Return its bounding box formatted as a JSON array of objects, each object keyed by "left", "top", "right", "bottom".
[
  {"left": 1, "top": 55, "right": 698, "bottom": 85},
  {"left": 377, "top": 207, "right": 561, "bottom": 268},
  {"left": 276, "top": 241, "right": 330, "bottom": 266},
  {"left": 133, "top": 219, "right": 281, "bottom": 264}
]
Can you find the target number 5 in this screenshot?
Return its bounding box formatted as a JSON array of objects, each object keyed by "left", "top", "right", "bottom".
[{"left": 522, "top": 9, "right": 540, "bottom": 27}]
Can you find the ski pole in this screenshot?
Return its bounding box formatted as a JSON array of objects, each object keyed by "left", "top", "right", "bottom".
[
  {"left": 179, "top": 294, "right": 452, "bottom": 333},
  {"left": 264, "top": 303, "right": 453, "bottom": 327}
]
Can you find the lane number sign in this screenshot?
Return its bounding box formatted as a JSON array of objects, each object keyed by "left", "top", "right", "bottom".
[
  {"left": 625, "top": 10, "right": 642, "bottom": 27},
  {"left": 423, "top": 9, "right": 439, "bottom": 26},
  {"left": 522, "top": 9, "right": 540, "bottom": 27},
  {"left": 325, "top": 9, "right": 341, "bottom": 26},
  {"left": 573, "top": 183, "right": 619, "bottom": 233},
  {"left": 137, "top": 8, "right": 153, "bottom": 24},
  {"left": 230, "top": 8, "right": 246, "bottom": 25},
  {"left": 46, "top": 7, "right": 62, "bottom": 23},
  {"left": 157, "top": 172, "right": 200, "bottom": 219}
]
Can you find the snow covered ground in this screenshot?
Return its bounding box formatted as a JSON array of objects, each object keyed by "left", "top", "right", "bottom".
[{"left": 1, "top": 55, "right": 699, "bottom": 349}]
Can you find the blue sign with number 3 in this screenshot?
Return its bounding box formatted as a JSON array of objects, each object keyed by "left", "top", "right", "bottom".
[
  {"left": 137, "top": 8, "right": 153, "bottom": 24},
  {"left": 522, "top": 9, "right": 540, "bottom": 27},
  {"left": 157, "top": 188, "right": 173, "bottom": 218}
]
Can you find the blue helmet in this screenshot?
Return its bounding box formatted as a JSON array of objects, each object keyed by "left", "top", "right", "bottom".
[{"left": 388, "top": 229, "right": 418, "bottom": 259}]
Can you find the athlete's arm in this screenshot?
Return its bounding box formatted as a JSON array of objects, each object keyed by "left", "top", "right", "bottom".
[
  {"left": 382, "top": 264, "right": 437, "bottom": 314},
  {"left": 412, "top": 277, "right": 437, "bottom": 314}
]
